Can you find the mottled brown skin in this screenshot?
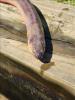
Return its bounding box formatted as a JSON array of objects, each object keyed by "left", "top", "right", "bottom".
[{"left": 0, "top": 0, "right": 45, "bottom": 60}]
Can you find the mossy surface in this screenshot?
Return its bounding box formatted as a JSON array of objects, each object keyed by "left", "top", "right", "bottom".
[{"left": 56, "top": 0, "right": 75, "bottom": 6}]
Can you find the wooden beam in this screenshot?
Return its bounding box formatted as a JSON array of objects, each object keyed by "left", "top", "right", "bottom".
[{"left": 0, "top": 38, "right": 75, "bottom": 97}]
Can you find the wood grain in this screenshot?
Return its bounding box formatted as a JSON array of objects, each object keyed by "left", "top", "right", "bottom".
[
  {"left": 31, "top": 0, "right": 75, "bottom": 46},
  {"left": 0, "top": 38, "right": 75, "bottom": 97},
  {"left": 0, "top": 0, "right": 75, "bottom": 98},
  {"left": 0, "top": 1, "right": 75, "bottom": 58}
]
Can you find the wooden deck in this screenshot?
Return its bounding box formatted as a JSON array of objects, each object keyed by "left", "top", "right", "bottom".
[{"left": 0, "top": 0, "right": 75, "bottom": 99}]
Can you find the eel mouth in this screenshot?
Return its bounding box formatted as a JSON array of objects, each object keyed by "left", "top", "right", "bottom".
[{"left": 34, "top": 50, "right": 44, "bottom": 61}]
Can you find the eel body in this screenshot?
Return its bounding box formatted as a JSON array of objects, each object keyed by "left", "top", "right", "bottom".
[{"left": 0, "top": 0, "right": 45, "bottom": 60}]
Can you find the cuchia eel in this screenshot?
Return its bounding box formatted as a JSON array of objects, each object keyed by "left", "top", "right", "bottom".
[{"left": 0, "top": 0, "right": 45, "bottom": 60}]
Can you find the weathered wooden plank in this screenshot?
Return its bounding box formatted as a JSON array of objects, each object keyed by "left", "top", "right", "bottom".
[
  {"left": 0, "top": 2, "right": 27, "bottom": 42},
  {"left": 0, "top": 0, "right": 75, "bottom": 46},
  {"left": 0, "top": 38, "right": 75, "bottom": 97},
  {"left": 0, "top": 55, "right": 62, "bottom": 100},
  {"left": 1, "top": 53, "right": 74, "bottom": 100},
  {"left": 0, "top": 54, "right": 75, "bottom": 100},
  {"left": 0, "top": 1, "right": 75, "bottom": 57},
  {"left": 31, "top": 0, "right": 75, "bottom": 45}
]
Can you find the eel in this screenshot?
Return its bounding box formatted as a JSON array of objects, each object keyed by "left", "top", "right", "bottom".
[{"left": 0, "top": 0, "right": 45, "bottom": 60}]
